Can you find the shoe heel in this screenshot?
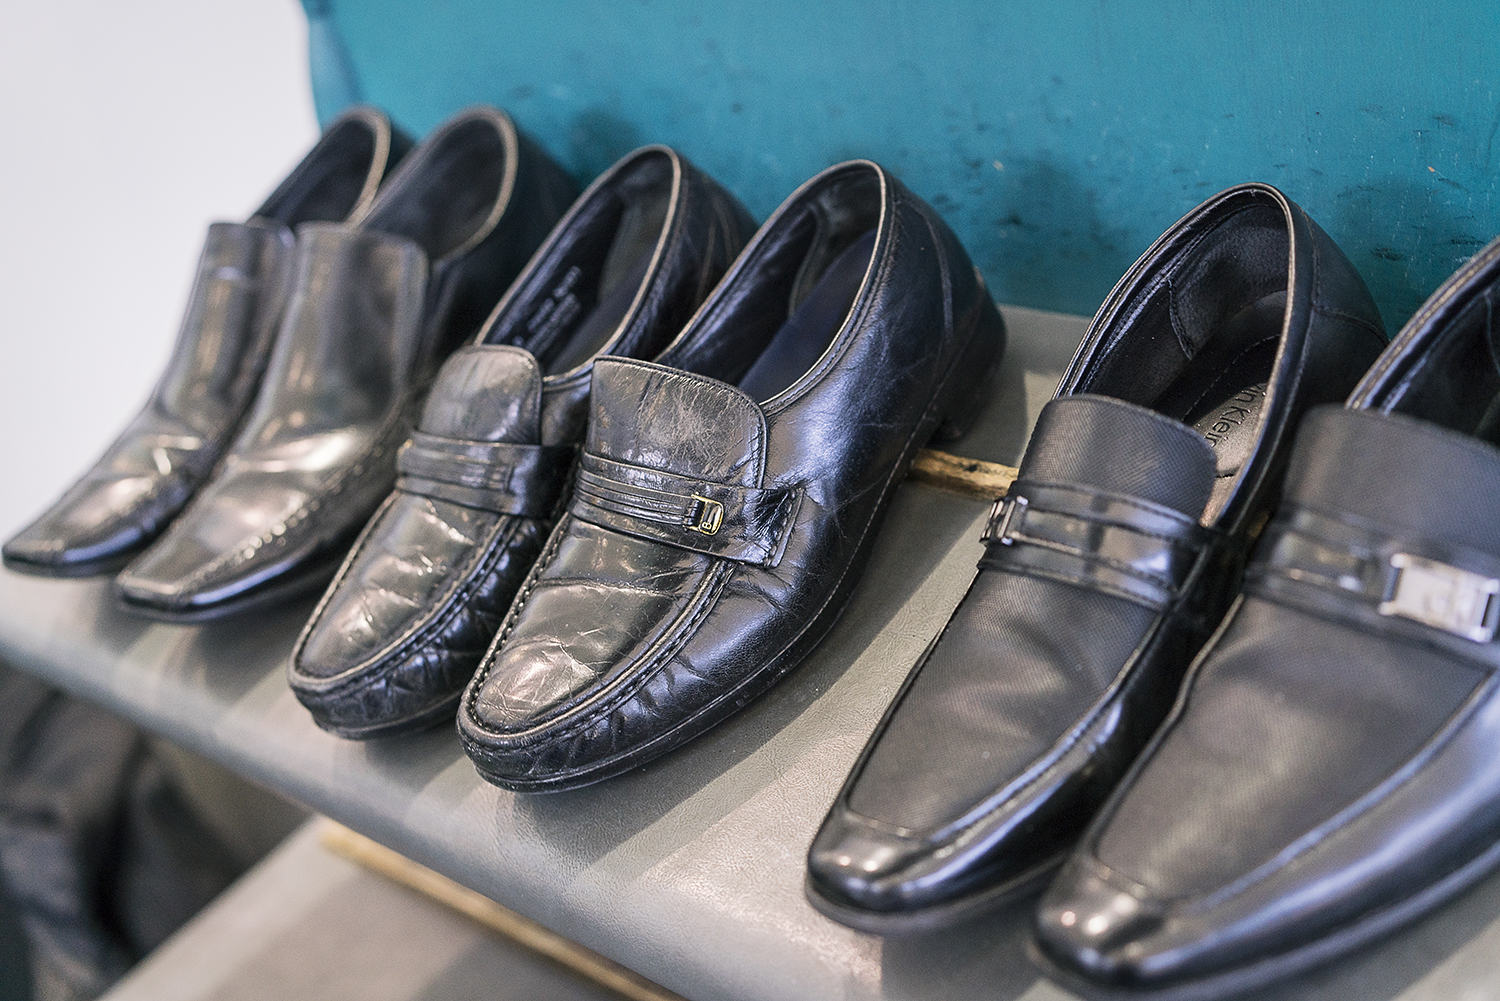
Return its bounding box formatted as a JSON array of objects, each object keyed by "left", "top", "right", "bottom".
[{"left": 931, "top": 293, "right": 1006, "bottom": 443}]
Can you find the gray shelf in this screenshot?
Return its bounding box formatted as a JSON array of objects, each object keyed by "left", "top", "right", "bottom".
[
  {"left": 2, "top": 305, "right": 1497, "bottom": 1001},
  {"left": 101, "top": 821, "right": 620, "bottom": 1001}
]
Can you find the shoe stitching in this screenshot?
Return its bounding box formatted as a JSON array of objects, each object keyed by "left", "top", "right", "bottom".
[
  {"left": 170, "top": 406, "right": 414, "bottom": 594},
  {"left": 292, "top": 510, "right": 533, "bottom": 695},
  {"left": 459, "top": 513, "right": 572, "bottom": 726}
]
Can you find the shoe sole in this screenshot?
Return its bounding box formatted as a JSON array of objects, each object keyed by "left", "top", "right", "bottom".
[
  {"left": 1025, "top": 832, "right": 1500, "bottom": 1001},
  {"left": 305, "top": 690, "right": 463, "bottom": 740},
  {"left": 3, "top": 548, "right": 143, "bottom": 579},
  {"left": 115, "top": 547, "right": 345, "bottom": 624}
]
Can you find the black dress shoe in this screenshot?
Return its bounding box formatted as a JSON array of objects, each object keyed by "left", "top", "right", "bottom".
[
  {"left": 1034, "top": 234, "right": 1500, "bottom": 997},
  {"left": 806, "top": 183, "right": 1388, "bottom": 933},
  {"left": 456, "top": 159, "right": 1006, "bottom": 791},
  {"left": 114, "top": 107, "right": 578, "bottom": 621},
  {"left": 2, "top": 107, "right": 411, "bottom": 578},
  {"left": 285, "top": 146, "right": 757, "bottom": 738}
]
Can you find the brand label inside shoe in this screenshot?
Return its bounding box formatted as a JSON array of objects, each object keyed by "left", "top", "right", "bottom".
[
  {"left": 525, "top": 265, "right": 585, "bottom": 357},
  {"left": 1194, "top": 382, "right": 1266, "bottom": 476}
]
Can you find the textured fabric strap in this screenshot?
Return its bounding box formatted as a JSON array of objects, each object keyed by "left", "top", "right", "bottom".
[
  {"left": 978, "top": 480, "right": 1219, "bottom": 611},
  {"left": 570, "top": 452, "right": 800, "bottom": 567},
  {"left": 395, "top": 430, "right": 574, "bottom": 517},
  {"left": 1247, "top": 505, "right": 1500, "bottom": 659}
]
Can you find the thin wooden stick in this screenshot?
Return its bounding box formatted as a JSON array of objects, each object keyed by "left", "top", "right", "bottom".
[
  {"left": 319, "top": 820, "right": 686, "bottom": 1001},
  {"left": 909, "top": 448, "right": 1017, "bottom": 499}
]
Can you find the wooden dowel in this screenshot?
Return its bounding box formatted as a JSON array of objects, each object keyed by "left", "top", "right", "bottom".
[
  {"left": 909, "top": 448, "right": 1017, "bottom": 499},
  {"left": 319, "top": 820, "right": 686, "bottom": 1001}
]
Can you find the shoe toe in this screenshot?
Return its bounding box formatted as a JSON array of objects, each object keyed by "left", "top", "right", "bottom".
[
  {"left": 4, "top": 477, "right": 160, "bottom": 573},
  {"left": 116, "top": 525, "right": 227, "bottom": 609},
  {"left": 1033, "top": 858, "right": 1166, "bottom": 987},
  {"left": 806, "top": 809, "right": 927, "bottom": 912},
  {"left": 2, "top": 522, "right": 70, "bottom": 567},
  {"left": 469, "top": 576, "right": 675, "bottom": 734}
]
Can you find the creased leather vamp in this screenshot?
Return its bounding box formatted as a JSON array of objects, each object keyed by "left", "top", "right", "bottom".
[
  {"left": 287, "top": 346, "right": 566, "bottom": 734},
  {"left": 469, "top": 359, "right": 781, "bottom": 733},
  {"left": 117, "top": 226, "right": 430, "bottom": 612}
]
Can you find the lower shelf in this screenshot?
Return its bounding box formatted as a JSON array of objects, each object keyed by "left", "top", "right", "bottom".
[{"left": 101, "top": 820, "right": 625, "bottom": 1001}]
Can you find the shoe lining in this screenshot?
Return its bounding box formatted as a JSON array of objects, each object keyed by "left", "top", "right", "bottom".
[
  {"left": 254, "top": 114, "right": 379, "bottom": 226},
  {"left": 363, "top": 118, "right": 509, "bottom": 261},
  {"left": 658, "top": 169, "right": 882, "bottom": 398},
  {"left": 482, "top": 151, "right": 677, "bottom": 374},
  {"left": 737, "top": 229, "right": 876, "bottom": 402},
  {"left": 1073, "top": 202, "right": 1291, "bottom": 523},
  {"left": 1382, "top": 290, "right": 1500, "bottom": 447}
]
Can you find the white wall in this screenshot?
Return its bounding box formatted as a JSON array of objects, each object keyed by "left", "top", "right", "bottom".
[{"left": 0, "top": 1, "right": 318, "bottom": 536}]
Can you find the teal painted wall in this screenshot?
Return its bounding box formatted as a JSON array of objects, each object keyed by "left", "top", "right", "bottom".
[{"left": 314, "top": 1, "right": 1500, "bottom": 330}]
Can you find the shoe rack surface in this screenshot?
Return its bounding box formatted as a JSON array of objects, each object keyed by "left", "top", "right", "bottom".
[{"left": 5, "top": 306, "right": 1500, "bottom": 1001}]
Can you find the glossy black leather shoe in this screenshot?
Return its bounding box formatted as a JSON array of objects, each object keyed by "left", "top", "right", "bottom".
[
  {"left": 286, "top": 146, "right": 757, "bottom": 738},
  {"left": 1034, "top": 235, "right": 1500, "bottom": 998},
  {"left": 457, "top": 159, "right": 1005, "bottom": 791},
  {"left": 806, "top": 183, "right": 1387, "bottom": 934},
  {"left": 2, "top": 107, "right": 411, "bottom": 578},
  {"left": 115, "top": 107, "right": 577, "bottom": 621}
]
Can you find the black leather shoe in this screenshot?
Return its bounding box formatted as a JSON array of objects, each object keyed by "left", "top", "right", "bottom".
[
  {"left": 285, "top": 146, "right": 757, "bottom": 738},
  {"left": 2, "top": 107, "right": 411, "bottom": 578},
  {"left": 1034, "top": 235, "right": 1500, "bottom": 998},
  {"left": 114, "top": 107, "right": 577, "bottom": 621},
  {"left": 806, "top": 183, "right": 1388, "bottom": 933},
  {"left": 457, "top": 159, "right": 1006, "bottom": 791}
]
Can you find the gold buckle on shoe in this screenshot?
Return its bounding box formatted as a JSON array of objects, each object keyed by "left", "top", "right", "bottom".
[
  {"left": 1379, "top": 553, "right": 1500, "bottom": 643},
  {"left": 686, "top": 495, "right": 725, "bottom": 536}
]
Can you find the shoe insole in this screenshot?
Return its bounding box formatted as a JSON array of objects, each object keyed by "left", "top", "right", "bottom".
[
  {"left": 539, "top": 190, "right": 671, "bottom": 374},
  {"left": 1152, "top": 290, "right": 1285, "bottom": 521},
  {"left": 738, "top": 229, "right": 877, "bottom": 403},
  {"left": 542, "top": 248, "right": 654, "bottom": 374}
]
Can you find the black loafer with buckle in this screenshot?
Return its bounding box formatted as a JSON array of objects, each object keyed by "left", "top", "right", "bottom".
[
  {"left": 1034, "top": 234, "right": 1500, "bottom": 999},
  {"left": 114, "top": 107, "right": 578, "bottom": 621},
  {"left": 287, "top": 146, "right": 756, "bottom": 738},
  {"left": 3, "top": 106, "right": 411, "bottom": 578},
  {"left": 458, "top": 159, "right": 1006, "bottom": 792},
  {"left": 806, "top": 183, "right": 1388, "bottom": 934}
]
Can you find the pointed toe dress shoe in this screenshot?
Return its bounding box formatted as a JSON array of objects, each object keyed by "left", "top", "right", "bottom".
[
  {"left": 806, "top": 183, "right": 1388, "bottom": 933},
  {"left": 457, "top": 159, "right": 1006, "bottom": 791},
  {"left": 115, "top": 107, "right": 578, "bottom": 620},
  {"left": 1034, "top": 236, "right": 1500, "bottom": 997},
  {"left": 3, "top": 106, "right": 411, "bottom": 578},
  {"left": 286, "top": 146, "right": 757, "bottom": 738}
]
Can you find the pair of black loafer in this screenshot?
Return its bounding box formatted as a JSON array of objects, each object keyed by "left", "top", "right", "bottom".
[
  {"left": 289, "top": 156, "right": 1006, "bottom": 795},
  {"left": 811, "top": 187, "right": 1500, "bottom": 997},
  {"left": 1030, "top": 234, "right": 1500, "bottom": 998},
  {"left": 286, "top": 142, "right": 759, "bottom": 737},
  {"left": 5, "top": 105, "right": 580, "bottom": 620}
]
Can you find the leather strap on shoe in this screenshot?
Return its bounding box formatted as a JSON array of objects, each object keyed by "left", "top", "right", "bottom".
[
  {"left": 978, "top": 480, "right": 1220, "bottom": 612},
  {"left": 570, "top": 452, "right": 800, "bottom": 567},
  {"left": 396, "top": 430, "right": 575, "bottom": 518},
  {"left": 1247, "top": 505, "right": 1500, "bottom": 662}
]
